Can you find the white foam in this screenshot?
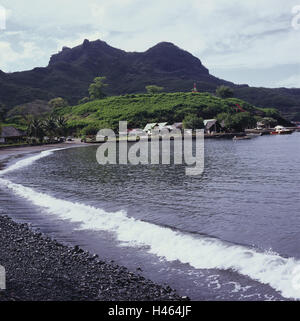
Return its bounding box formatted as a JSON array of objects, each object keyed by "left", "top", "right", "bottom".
[
  {"left": 0, "top": 148, "right": 62, "bottom": 176},
  {"left": 1, "top": 149, "right": 300, "bottom": 299}
]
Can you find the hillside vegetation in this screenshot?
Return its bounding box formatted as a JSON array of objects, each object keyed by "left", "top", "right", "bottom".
[
  {"left": 56, "top": 92, "right": 288, "bottom": 135},
  {"left": 1, "top": 39, "right": 299, "bottom": 120}
]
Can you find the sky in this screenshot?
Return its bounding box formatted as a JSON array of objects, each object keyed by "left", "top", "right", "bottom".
[{"left": 0, "top": 0, "right": 300, "bottom": 88}]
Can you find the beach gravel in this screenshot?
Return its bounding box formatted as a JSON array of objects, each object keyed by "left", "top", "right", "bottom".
[{"left": 0, "top": 215, "right": 186, "bottom": 301}]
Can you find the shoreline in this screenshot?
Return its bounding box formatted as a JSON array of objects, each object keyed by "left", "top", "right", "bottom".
[
  {"left": 0, "top": 216, "right": 185, "bottom": 301},
  {"left": 0, "top": 146, "right": 186, "bottom": 301},
  {"left": 0, "top": 139, "right": 86, "bottom": 162}
]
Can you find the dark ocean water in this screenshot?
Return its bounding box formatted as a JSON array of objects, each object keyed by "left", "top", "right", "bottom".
[{"left": 1, "top": 133, "right": 300, "bottom": 300}]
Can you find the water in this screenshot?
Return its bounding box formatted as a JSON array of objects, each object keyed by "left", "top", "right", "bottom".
[{"left": 1, "top": 134, "right": 300, "bottom": 300}]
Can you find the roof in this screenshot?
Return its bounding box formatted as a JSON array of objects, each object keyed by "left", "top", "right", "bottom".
[
  {"left": 1, "top": 126, "right": 25, "bottom": 138},
  {"left": 144, "top": 122, "right": 168, "bottom": 131},
  {"left": 157, "top": 122, "right": 168, "bottom": 129},
  {"left": 172, "top": 122, "right": 183, "bottom": 129},
  {"left": 204, "top": 119, "right": 217, "bottom": 129},
  {"left": 143, "top": 123, "right": 158, "bottom": 131}
]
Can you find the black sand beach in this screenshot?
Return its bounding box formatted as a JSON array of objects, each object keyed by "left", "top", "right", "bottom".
[
  {"left": 0, "top": 215, "right": 184, "bottom": 301},
  {"left": 0, "top": 143, "right": 186, "bottom": 301}
]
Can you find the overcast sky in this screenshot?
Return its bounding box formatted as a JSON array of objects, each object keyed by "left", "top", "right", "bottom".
[{"left": 0, "top": 0, "right": 300, "bottom": 88}]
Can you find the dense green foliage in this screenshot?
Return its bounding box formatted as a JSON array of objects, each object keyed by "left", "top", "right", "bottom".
[
  {"left": 183, "top": 115, "right": 204, "bottom": 129},
  {"left": 27, "top": 116, "right": 68, "bottom": 144},
  {"left": 49, "top": 97, "right": 68, "bottom": 109},
  {"left": 57, "top": 92, "right": 288, "bottom": 134},
  {"left": 5, "top": 100, "right": 52, "bottom": 128},
  {"left": 216, "top": 112, "right": 256, "bottom": 131},
  {"left": 0, "top": 103, "right": 8, "bottom": 122},
  {"left": 88, "top": 77, "right": 108, "bottom": 100},
  {"left": 146, "top": 85, "right": 164, "bottom": 94},
  {"left": 216, "top": 86, "right": 234, "bottom": 99}
]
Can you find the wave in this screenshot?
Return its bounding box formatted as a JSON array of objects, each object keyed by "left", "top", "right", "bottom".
[
  {"left": 1, "top": 149, "right": 300, "bottom": 299},
  {"left": 0, "top": 148, "right": 63, "bottom": 176}
]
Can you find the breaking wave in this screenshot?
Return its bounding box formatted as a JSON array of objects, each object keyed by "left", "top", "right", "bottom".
[{"left": 1, "top": 149, "right": 300, "bottom": 299}]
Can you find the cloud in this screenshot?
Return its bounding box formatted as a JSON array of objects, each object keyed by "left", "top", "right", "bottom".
[
  {"left": 275, "top": 74, "right": 300, "bottom": 88},
  {"left": 0, "top": 40, "right": 45, "bottom": 71},
  {"left": 0, "top": 0, "right": 299, "bottom": 87}
]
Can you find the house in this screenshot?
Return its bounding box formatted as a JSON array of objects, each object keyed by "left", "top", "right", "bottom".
[
  {"left": 143, "top": 122, "right": 169, "bottom": 134},
  {"left": 143, "top": 123, "right": 158, "bottom": 134},
  {"left": 0, "top": 126, "right": 26, "bottom": 144},
  {"left": 128, "top": 128, "right": 145, "bottom": 135},
  {"left": 172, "top": 122, "right": 183, "bottom": 130},
  {"left": 204, "top": 119, "right": 222, "bottom": 134},
  {"left": 157, "top": 122, "right": 168, "bottom": 130},
  {"left": 256, "top": 121, "right": 265, "bottom": 130}
]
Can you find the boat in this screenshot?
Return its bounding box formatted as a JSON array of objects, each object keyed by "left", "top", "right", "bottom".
[
  {"left": 233, "top": 135, "right": 252, "bottom": 141},
  {"left": 246, "top": 133, "right": 262, "bottom": 137},
  {"left": 270, "top": 126, "right": 294, "bottom": 135}
]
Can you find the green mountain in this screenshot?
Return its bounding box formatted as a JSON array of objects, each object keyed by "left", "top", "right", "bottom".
[
  {"left": 57, "top": 92, "right": 289, "bottom": 135},
  {"left": 0, "top": 39, "right": 299, "bottom": 120}
]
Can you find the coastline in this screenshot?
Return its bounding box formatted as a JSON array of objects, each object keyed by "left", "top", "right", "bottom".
[
  {"left": 0, "top": 216, "right": 184, "bottom": 301},
  {"left": 0, "top": 145, "right": 186, "bottom": 301},
  {"left": 0, "top": 139, "right": 85, "bottom": 162}
]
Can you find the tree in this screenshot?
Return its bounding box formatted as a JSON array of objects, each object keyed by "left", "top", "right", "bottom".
[
  {"left": 146, "top": 85, "right": 164, "bottom": 94},
  {"left": 43, "top": 116, "right": 58, "bottom": 140},
  {"left": 81, "top": 124, "right": 100, "bottom": 136},
  {"left": 56, "top": 116, "right": 68, "bottom": 136},
  {"left": 88, "top": 77, "right": 108, "bottom": 100},
  {"left": 0, "top": 103, "right": 8, "bottom": 122},
  {"left": 49, "top": 97, "right": 68, "bottom": 110},
  {"left": 27, "top": 119, "right": 45, "bottom": 143},
  {"left": 259, "top": 117, "right": 277, "bottom": 128},
  {"left": 216, "top": 86, "right": 234, "bottom": 99},
  {"left": 263, "top": 108, "right": 280, "bottom": 118},
  {"left": 217, "top": 112, "right": 255, "bottom": 132},
  {"left": 78, "top": 97, "right": 90, "bottom": 105},
  {"left": 183, "top": 114, "right": 204, "bottom": 130}
]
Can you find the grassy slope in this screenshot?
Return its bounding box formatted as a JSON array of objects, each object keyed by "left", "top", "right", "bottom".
[{"left": 59, "top": 92, "right": 268, "bottom": 132}]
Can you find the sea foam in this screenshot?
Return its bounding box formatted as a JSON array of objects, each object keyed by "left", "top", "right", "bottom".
[{"left": 1, "top": 149, "right": 300, "bottom": 299}]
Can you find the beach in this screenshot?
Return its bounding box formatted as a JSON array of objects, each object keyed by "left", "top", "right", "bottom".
[
  {"left": 0, "top": 215, "right": 183, "bottom": 301},
  {"left": 0, "top": 143, "right": 185, "bottom": 301},
  {"left": 0, "top": 140, "right": 85, "bottom": 161}
]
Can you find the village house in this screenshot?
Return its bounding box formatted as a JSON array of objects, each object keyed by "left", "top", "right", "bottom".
[
  {"left": 172, "top": 122, "right": 183, "bottom": 130},
  {"left": 143, "top": 122, "right": 169, "bottom": 135},
  {"left": 0, "top": 126, "right": 26, "bottom": 144},
  {"left": 204, "top": 119, "right": 222, "bottom": 134}
]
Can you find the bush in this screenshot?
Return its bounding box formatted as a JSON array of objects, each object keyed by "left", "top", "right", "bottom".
[
  {"left": 216, "top": 86, "right": 234, "bottom": 99},
  {"left": 81, "top": 124, "right": 101, "bottom": 136},
  {"left": 58, "top": 92, "right": 267, "bottom": 134},
  {"left": 183, "top": 114, "right": 204, "bottom": 129}
]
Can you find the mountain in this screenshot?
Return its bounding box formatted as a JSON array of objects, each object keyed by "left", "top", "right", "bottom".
[{"left": 0, "top": 39, "right": 300, "bottom": 120}]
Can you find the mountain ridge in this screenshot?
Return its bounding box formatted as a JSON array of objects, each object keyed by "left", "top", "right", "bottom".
[{"left": 0, "top": 39, "right": 299, "bottom": 120}]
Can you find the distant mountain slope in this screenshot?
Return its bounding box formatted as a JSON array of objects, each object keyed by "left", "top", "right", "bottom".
[{"left": 0, "top": 39, "right": 299, "bottom": 120}]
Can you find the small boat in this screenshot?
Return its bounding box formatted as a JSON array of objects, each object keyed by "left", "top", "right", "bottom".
[
  {"left": 233, "top": 135, "right": 252, "bottom": 141},
  {"left": 270, "top": 126, "right": 294, "bottom": 135},
  {"left": 246, "top": 133, "right": 262, "bottom": 137}
]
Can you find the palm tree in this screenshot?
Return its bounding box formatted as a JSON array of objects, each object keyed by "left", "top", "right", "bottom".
[
  {"left": 27, "top": 119, "right": 45, "bottom": 143},
  {"left": 43, "top": 116, "right": 58, "bottom": 142},
  {"left": 56, "top": 116, "right": 68, "bottom": 137}
]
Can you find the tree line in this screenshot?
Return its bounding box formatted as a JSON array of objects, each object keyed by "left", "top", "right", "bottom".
[{"left": 27, "top": 116, "right": 68, "bottom": 144}]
